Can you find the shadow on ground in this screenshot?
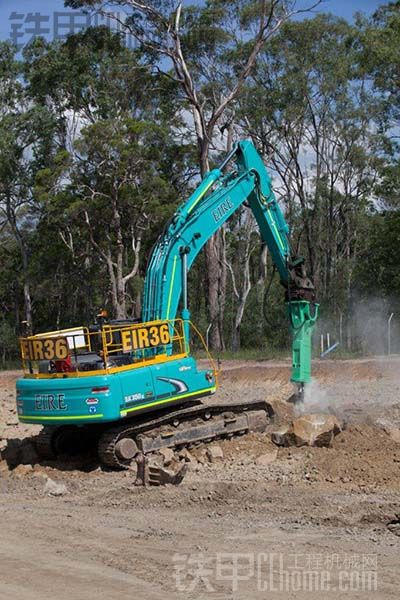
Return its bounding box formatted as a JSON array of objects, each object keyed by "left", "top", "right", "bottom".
[{"left": 1, "top": 434, "right": 103, "bottom": 473}]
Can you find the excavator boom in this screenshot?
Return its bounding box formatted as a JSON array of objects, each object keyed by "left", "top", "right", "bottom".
[{"left": 143, "top": 140, "right": 318, "bottom": 384}]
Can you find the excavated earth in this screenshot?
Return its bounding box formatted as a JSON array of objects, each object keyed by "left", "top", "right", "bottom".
[{"left": 1, "top": 357, "right": 400, "bottom": 599}]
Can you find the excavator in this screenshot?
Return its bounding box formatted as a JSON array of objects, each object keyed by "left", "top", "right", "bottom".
[{"left": 16, "top": 140, "right": 318, "bottom": 473}]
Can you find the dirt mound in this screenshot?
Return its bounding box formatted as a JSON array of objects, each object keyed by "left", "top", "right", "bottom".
[
  {"left": 220, "top": 365, "right": 290, "bottom": 384},
  {"left": 218, "top": 356, "right": 400, "bottom": 385},
  {"left": 296, "top": 424, "right": 400, "bottom": 490}
]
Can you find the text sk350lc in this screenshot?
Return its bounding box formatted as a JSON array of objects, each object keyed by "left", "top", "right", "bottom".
[{"left": 16, "top": 141, "right": 318, "bottom": 470}]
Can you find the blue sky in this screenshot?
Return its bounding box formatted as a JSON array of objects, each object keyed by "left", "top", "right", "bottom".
[{"left": 0, "top": 0, "right": 385, "bottom": 47}]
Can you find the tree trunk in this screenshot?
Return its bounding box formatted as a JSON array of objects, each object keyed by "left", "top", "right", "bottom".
[
  {"left": 134, "top": 290, "right": 142, "bottom": 320},
  {"left": 231, "top": 244, "right": 252, "bottom": 352},
  {"left": 232, "top": 291, "right": 250, "bottom": 352},
  {"left": 116, "top": 272, "right": 127, "bottom": 320},
  {"left": 114, "top": 199, "right": 127, "bottom": 319},
  {"left": 345, "top": 216, "right": 353, "bottom": 352},
  {"left": 23, "top": 280, "right": 33, "bottom": 334},
  {"left": 204, "top": 234, "right": 225, "bottom": 350},
  {"left": 19, "top": 243, "right": 32, "bottom": 334},
  {"left": 105, "top": 251, "right": 125, "bottom": 320},
  {"left": 232, "top": 324, "right": 241, "bottom": 352},
  {"left": 199, "top": 140, "right": 227, "bottom": 351}
]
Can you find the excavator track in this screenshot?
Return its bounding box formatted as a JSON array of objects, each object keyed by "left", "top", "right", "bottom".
[
  {"left": 36, "top": 426, "right": 58, "bottom": 460},
  {"left": 98, "top": 399, "right": 274, "bottom": 469},
  {"left": 36, "top": 424, "right": 101, "bottom": 459}
]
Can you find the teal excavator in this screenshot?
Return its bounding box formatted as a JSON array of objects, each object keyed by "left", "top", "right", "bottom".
[{"left": 16, "top": 140, "right": 318, "bottom": 470}]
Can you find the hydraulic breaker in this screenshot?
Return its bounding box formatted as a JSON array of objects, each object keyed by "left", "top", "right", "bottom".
[{"left": 287, "top": 300, "right": 319, "bottom": 384}]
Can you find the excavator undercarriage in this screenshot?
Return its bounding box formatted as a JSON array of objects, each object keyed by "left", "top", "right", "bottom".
[{"left": 35, "top": 398, "right": 275, "bottom": 482}]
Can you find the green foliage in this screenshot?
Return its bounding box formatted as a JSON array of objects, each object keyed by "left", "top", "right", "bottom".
[
  {"left": 0, "top": 320, "right": 17, "bottom": 364},
  {"left": 1, "top": 4, "right": 400, "bottom": 358},
  {"left": 355, "top": 211, "right": 400, "bottom": 303},
  {"left": 357, "top": 2, "right": 400, "bottom": 98}
]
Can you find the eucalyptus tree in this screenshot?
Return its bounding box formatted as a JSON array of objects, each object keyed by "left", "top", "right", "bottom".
[
  {"left": 240, "top": 14, "right": 382, "bottom": 334},
  {"left": 31, "top": 28, "right": 191, "bottom": 319},
  {"left": 0, "top": 42, "right": 58, "bottom": 332},
  {"left": 65, "top": 0, "right": 321, "bottom": 349},
  {"left": 356, "top": 2, "right": 400, "bottom": 209}
]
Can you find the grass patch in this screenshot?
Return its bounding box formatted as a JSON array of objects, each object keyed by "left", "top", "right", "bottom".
[
  {"left": 194, "top": 347, "right": 375, "bottom": 361},
  {"left": 317, "top": 348, "right": 367, "bottom": 360},
  {"left": 193, "top": 347, "right": 290, "bottom": 361},
  {"left": 0, "top": 359, "right": 21, "bottom": 370}
]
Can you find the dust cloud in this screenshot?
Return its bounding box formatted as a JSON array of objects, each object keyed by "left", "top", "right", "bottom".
[
  {"left": 315, "top": 295, "right": 400, "bottom": 356},
  {"left": 295, "top": 377, "right": 332, "bottom": 416}
]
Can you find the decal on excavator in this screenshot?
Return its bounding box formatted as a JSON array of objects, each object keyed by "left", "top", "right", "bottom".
[
  {"left": 156, "top": 377, "right": 188, "bottom": 393},
  {"left": 34, "top": 394, "right": 67, "bottom": 411},
  {"left": 121, "top": 322, "right": 171, "bottom": 353},
  {"left": 21, "top": 337, "right": 69, "bottom": 362},
  {"left": 212, "top": 196, "right": 233, "bottom": 223}
]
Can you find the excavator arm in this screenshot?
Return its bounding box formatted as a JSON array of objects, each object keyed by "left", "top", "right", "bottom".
[{"left": 142, "top": 140, "right": 318, "bottom": 386}]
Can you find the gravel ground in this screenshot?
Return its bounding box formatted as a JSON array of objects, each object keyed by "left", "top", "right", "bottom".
[{"left": 1, "top": 357, "right": 400, "bottom": 599}]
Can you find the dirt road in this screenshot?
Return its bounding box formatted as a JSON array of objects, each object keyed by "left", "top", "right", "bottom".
[{"left": 1, "top": 358, "right": 400, "bottom": 599}]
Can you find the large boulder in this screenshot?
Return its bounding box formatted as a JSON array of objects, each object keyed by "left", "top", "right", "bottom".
[
  {"left": 293, "top": 414, "right": 341, "bottom": 447},
  {"left": 271, "top": 414, "right": 341, "bottom": 447}
]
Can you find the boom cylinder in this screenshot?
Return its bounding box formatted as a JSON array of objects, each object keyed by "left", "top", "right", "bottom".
[{"left": 181, "top": 249, "right": 190, "bottom": 351}]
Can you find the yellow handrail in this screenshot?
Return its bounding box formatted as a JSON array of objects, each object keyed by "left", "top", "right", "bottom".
[
  {"left": 189, "top": 320, "right": 220, "bottom": 387},
  {"left": 19, "top": 318, "right": 189, "bottom": 378}
]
